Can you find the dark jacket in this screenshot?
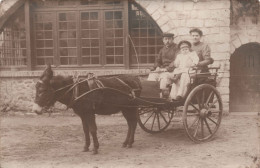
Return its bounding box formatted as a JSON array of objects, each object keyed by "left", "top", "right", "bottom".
[{"left": 153, "top": 43, "right": 179, "bottom": 71}]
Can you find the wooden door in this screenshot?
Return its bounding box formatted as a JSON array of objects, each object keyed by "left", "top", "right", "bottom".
[{"left": 230, "top": 42, "right": 260, "bottom": 112}]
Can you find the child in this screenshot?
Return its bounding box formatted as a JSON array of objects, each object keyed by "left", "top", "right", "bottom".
[{"left": 168, "top": 40, "right": 199, "bottom": 100}]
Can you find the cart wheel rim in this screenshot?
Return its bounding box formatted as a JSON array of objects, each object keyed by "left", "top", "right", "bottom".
[{"left": 183, "top": 84, "right": 223, "bottom": 142}]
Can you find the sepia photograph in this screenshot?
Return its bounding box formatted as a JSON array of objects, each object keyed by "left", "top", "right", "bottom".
[{"left": 0, "top": 0, "right": 259, "bottom": 167}]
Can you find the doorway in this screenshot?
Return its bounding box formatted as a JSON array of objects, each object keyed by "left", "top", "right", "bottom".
[{"left": 230, "top": 42, "right": 260, "bottom": 112}]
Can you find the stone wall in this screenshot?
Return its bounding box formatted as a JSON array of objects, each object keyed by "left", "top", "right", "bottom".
[
  {"left": 0, "top": 77, "right": 38, "bottom": 112},
  {"left": 136, "top": 0, "right": 231, "bottom": 111},
  {"left": 230, "top": 16, "right": 260, "bottom": 53}
]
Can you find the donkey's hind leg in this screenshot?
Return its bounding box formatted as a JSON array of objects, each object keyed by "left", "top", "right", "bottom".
[{"left": 122, "top": 108, "right": 138, "bottom": 148}]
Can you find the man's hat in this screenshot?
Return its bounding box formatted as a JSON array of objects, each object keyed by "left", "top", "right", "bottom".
[{"left": 162, "top": 33, "right": 174, "bottom": 38}]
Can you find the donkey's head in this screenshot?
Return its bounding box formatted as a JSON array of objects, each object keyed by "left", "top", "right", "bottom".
[{"left": 32, "top": 64, "right": 56, "bottom": 114}]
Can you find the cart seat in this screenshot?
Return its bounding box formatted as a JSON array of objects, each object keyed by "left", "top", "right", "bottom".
[{"left": 140, "top": 80, "right": 161, "bottom": 98}]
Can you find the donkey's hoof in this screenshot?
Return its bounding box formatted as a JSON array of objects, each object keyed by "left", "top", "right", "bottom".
[
  {"left": 127, "top": 144, "right": 132, "bottom": 148},
  {"left": 122, "top": 143, "right": 127, "bottom": 148},
  {"left": 83, "top": 148, "right": 89, "bottom": 152},
  {"left": 92, "top": 149, "right": 98, "bottom": 155}
]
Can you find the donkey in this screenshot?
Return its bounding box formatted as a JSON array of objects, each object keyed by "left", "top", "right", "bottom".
[{"left": 32, "top": 65, "right": 142, "bottom": 154}]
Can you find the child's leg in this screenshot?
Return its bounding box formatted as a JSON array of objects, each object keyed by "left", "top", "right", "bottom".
[
  {"left": 177, "top": 73, "right": 190, "bottom": 98},
  {"left": 159, "top": 72, "right": 170, "bottom": 89}
]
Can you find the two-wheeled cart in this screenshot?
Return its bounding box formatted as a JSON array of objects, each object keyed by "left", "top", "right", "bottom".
[{"left": 77, "top": 67, "right": 223, "bottom": 143}]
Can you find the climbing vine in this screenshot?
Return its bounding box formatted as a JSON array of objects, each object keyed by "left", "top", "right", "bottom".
[{"left": 231, "top": 0, "right": 259, "bottom": 25}]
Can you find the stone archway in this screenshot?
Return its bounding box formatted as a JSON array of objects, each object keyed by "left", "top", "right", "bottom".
[{"left": 230, "top": 42, "right": 260, "bottom": 112}]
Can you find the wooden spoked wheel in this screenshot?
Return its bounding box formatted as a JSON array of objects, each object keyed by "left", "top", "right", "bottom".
[
  {"left": 137, "top": 106, "right": 174, "bottom": 133},
  {"left": 183, "top": 84, "right": 223, "bottom": 143}
]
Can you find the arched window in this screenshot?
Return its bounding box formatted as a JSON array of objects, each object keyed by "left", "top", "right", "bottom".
[
  {"left": 0, "top": 7, "right": 26, "bottom": 67},
  {"left": 129, "top": 2, "right": 163, "bottom": 67}
]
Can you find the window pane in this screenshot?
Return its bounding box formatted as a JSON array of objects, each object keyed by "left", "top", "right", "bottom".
[
  {"left": 115, "top": 30, "right": 123, "bottom": 37},
  {"left": 106, "top": 39, "right": 114, "bottom": 46},
  {"left": 105, "top": 21, "right": 113, "bottom": 29},
  {"left": 60, "top": 48, "right": 68, "bottom": 56},
  {"left": 115, "top": 47, "right": 123, "bottom": 55},
  {"left": 106, "top": 48, "right": 114, "bottom": 55},
  {"left": 91, "top": 48, "right": 99, "bottom": 55},
  {"left": 115, "top": 56, "right": 123, "bottom": 64},
  {"left": 60, "top": 57, "right": 68, "bottom": 65},
  {"left": 37, "top": 49, "right": 44, "bottom": 56},
  {"left": 59, "top": 31, "right": 67, "bottom": 38},
  {"left": 68, "top": 31, "right": 76, "bottom": 38},
  {"left": 115, "top": 21, "right": 123, "bottom": 28},
  {"left": 81, "top": 21, "right": 89, "bottom": 29},
  {"left": 91, "top": 39, "right": 99, "bottom": 47},
  {"left": 68, "top": 48, "right": 77, "bottom": 55},
  {"left": 36, "top": 40, "right": 44, "bottom": 48},
  {"left": 45, "top": 40, "right": 53, "bottom": 47},
  {"left": 90, "top": 12, "right": 98, "bottom": 20},
  {"left": 81, "top": 0, "right": 98, "bottom": 5},
  {"left": 45, "top": 49, "right": 53, "bottom": 56},
  {"left": 59, "top": 22, "right": 67, "bottom": 30},
  {"left": 114, "top": 11, "right": 122, "bottom": 19},
  {"left": 82, "top": 30, "right": 89, "bottom": 38},
  {"left": 90, "top": 30, "right": 98, "bottom": 38},
  {"left": 82, "top": 48, "right": 90, "bottom": 56},
  {"left": 44, "top": 22, "right": 52, "bottom": 30},
  {"left": 59, "top": 13, "right": 66, "bottom": 21},
  {"left": 115, "top": 38, "right": 123, "bottom": 46},
  {"left": 91, "top": 57, "right": 99, "bottom": 64},
  {"left": 105, "top": 12, "right": 113, "bottom": 20},
  {"left": 81, "top": 13, "right": 89, "bottom": 20},
  {"left": 37, "top": 58, "right": 45, "bottom": 65},
  {"left": 68, "top": 22, "right": 76, "bottom": 29},
  {"left": 60, "top": 40, "right": 68, "bottom": 47},
  {"left": 90, "top": 21, "right": 99, "bottom": 29},
  {"left": 82, "top": 39, "right": 90, "bottom": 47},
  {"left": 36, "top": 32, "right": 44, "bottom": 39},
  {"left": 68, "top": 39, "right": 76, "bottom": 47},
  {"left": 36, "top": 23, "right": 43, "bottom": 30},
  {"left": 45, "top": 31, "right": 53, "bottom": 39},
  {"left": 82, "top": 57, "right": 90, "bottom": 64},
  {"left": 106, "top": 56, "right": 114, "bottom": 64},
  {"left": 69, "top": 57, "right": 77, "bottom": 65}
]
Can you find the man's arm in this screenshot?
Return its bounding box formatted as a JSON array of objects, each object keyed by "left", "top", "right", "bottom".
[
  {"left": 152, "top": 49, "right": 163, "bottom": 70},
  {"left": 197, "top": 44, "right": 214, "bottom": 67}
]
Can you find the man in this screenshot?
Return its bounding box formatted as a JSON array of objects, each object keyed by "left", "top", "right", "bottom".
[
  {"left": 147, "top": 33, "right": 179, "bottom": 97},
  {"left": 189, "top": 28, "right": 214, "bottom": 72}
]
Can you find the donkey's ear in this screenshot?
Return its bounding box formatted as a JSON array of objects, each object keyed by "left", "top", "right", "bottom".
[{"left": 40, "top": 64, "right": 53, "bottom": 82}]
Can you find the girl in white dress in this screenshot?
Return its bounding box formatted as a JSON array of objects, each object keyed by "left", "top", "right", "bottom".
[{"left": 169, "top": 40, "right": 199, "bottom": 100}]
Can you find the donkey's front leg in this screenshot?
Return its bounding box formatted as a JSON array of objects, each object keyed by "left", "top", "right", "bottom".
[
  {"left": 87, "top": 112, "right": 99, "bottom": 154},
  {"left": 80, "top": 115, "right": 91, "bottom": 152}
]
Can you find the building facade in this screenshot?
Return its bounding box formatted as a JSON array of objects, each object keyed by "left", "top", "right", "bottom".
[{"left": 0, "top": 0, "right": 259, "bottom": 112}]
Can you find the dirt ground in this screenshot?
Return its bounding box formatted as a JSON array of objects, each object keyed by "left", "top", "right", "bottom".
[{"left": 0, "top": 112, "right": 259, "bottom": 168}]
